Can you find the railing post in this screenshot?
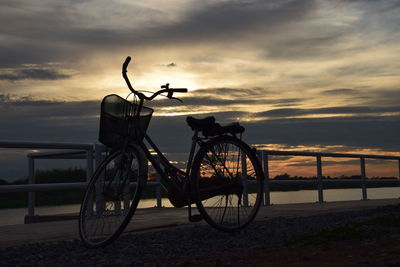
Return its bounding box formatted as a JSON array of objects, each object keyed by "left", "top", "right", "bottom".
[
  {"left": 86, "top": 146, "right": 94, "bottom": 182},
  {"left": 93, "top": 144, "right": 105, "bottom": 216},
  {"left": 262, "top": 151, "right": 271, "bottom": 206},
  {"left": 27, "top": 157, "right": 35, "bottom": 217},
  {"left": 398, "top": 159, "right": 400, "bottom": 179},
  {"left": 154, "top": 156, "right": 162, "bottom": 208},
  {"left": 156, "top": 172, "right": 162, "bottom": 208},
  {"left": 95, "top": 143, "right": 103, "bottom": 169},
  {"left": 241, "top": 152, "right": 249, "bottom": 207},
  {"left": 316, "top": 155, "right": 324, "bottom": 203},
  {"left": 360, "top": 157, "right": 368, "bottom": 200}
]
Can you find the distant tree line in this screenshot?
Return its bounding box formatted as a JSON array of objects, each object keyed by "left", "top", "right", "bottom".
[
  {"left": 274, "top": 173, "right": 398, "bottom": 180},
  {"left": 269, "top": 173, "right": 399, "bottom": 191},
  {"left": 0, "top": 168, "right": 86, "bottom": 209}
]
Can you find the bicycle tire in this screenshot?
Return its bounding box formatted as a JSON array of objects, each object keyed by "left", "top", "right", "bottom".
[
  {"left": 79, "top": 145, "right": 147, "bottom": 248},
  {"left": 191, "top": 135, "right": 264, "bottom": 232}
]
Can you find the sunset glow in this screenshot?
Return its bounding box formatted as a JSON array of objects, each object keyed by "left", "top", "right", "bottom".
[{"left": 0, "top": 0, "right": 399, "bottom": 180}]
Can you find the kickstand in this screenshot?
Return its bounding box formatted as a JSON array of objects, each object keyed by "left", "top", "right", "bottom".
[{"left": 188, "top": 199, "right": 203, "bottom": 222}]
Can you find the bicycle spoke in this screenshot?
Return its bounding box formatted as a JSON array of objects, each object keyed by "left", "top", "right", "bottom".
[
  {"left": 79, "top": 148, "right": 145, "bottom": 247},
  {"left": 194, "top": 136, "right": 263, "bottom": 232}
]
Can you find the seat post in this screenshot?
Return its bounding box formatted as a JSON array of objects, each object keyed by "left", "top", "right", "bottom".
[{"left": 185, "top": 130, "right": 199, "bottom": 179}]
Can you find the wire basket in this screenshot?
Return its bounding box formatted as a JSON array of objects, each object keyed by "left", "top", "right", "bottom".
[{"left": 99, "top": 94, "right": 153, "bottom": 148}]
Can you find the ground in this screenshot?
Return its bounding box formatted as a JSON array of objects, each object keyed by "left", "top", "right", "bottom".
[{"left": 169, "top": 237, "right": 400, "bottom": 267}]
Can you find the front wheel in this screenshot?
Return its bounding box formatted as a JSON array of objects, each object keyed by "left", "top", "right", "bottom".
[
  {"left": 79, "top": 145, "right": 147, "bottom": 248},
  {"left": 191, "top": 135, "right": 264, "bottom": 232}
]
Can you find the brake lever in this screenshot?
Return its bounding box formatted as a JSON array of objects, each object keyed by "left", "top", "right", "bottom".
[{"left": 171, "top": 96, "right": 183, "bottom": 103}]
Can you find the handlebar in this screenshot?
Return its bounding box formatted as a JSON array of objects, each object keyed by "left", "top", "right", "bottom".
[
  {"left": 171, "top": 88, "right": 188, "bottom": 93},
  {"left": 122, "top": 56, "right": 187, "bottom": 102},
  {"left": 122, "top": 56, "right": 131, "bottom": 73}
]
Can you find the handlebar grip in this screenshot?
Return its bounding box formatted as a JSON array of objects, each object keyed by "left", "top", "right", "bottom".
[
  {"left": 122, "top": 56, "right": 131, "bottom": 72},
  {"left": 172, "top": 88, "right": 188, "bottom": 93}
]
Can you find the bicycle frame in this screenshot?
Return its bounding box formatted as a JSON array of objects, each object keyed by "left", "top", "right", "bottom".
[
  {"left": 119, "top": 56, "right": 247, "bottom": 207},
  {"left": 137, "top": 130, "right": 200, "bottom": 196}
]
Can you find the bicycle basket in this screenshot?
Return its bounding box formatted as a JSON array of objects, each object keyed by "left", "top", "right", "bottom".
[{"left": 99, "top": 94, "right": 153, "bottom": 148}]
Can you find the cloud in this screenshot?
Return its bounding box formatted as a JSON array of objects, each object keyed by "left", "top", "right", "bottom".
[
  {"left": 157, "top": 0, "right": 316, "bottom": 42},
  {"left": 245, "top": 116, "right": 400, "bottom": 152},
  {"left": 265, "top": 33, "right": 348, "bottom": 60},
  {"left": 4, "top": 95, "right": 398, "bottom": 149},
  {"left": 367, "top": 89, "right": 400, "bottom": 107},
  {"left": 149, "top": 87, "right": 304, "bottom": 109},
  {"left": 257, "top": 106, "right": 400, "bottom": 118},
  {"left": 322, "top": 88, "right": 358, "bottom": 95},
  {"left": 0, "top": 97, "right": 98, "bottom": 180},
  {"left": 0, "top": 95, "right": 398, "bottom": 182},
  {"left": 331, "top": 62, "right": 399, "bottom": 78},
  {"left": 192, "top": 87, "right": 268, "bottom": 98},
  {"left": 0, "top": 68, "right": 70, "bottom": 81},
  {"left": 0, "top": 0, "right": 317, "bottom": 67}
]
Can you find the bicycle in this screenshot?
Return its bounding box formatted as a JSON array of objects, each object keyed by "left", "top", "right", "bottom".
[{"left": 79, "top": 56, "right": 265, "bottom": 248}]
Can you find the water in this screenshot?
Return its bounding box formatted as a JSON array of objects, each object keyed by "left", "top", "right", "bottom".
[{"left": 0, "top": 187, "right": 399, "bottom": 226}]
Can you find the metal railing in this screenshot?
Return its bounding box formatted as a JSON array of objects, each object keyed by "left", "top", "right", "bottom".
[
  {"left": 259, "top": 150, "right": 400, "bottom": 205},
  {"left": 0, "top": 141, "right": 165, "bottom": 219},
  {"left": 0, "top": 141, "right": 95, "bottom": 217},
  {"left": 0, "top": 141, "right": 399, "bottom": 221}
]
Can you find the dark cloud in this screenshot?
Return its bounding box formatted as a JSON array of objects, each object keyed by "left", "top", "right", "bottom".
[
  {"left": 0, "top": 97, "right": 96, "bottom": 134},
  {"left": 0, "top": 41, "right": 71, "bottom": 68},
  {"left": 0, "top": 0, "right": 399, "bottom": 72},
  {"left": 266, "top": 34, "right": 348, "bottom": 60},
  {"left": 149, "top": 100, "right": 400, "bottom": 154},
  {"left": 0, "top": 97, "right": 398, "bottom": 174},
  {"left": 244, "top": 116, "right": 400, "bottom": 152},
  {"left": 0, "top": 95, "right": 99, "bottom": 125},
  {"left": 0, "top": 94, "right": 60, "bottom": 106},
  {"left": 150, "top": 96, "right": 256, "bottom": 108},
  {"left": 367, "top": 89, "right": 400, "bottom": 106},
  {"left": 0, "top": 0, "right": 317, "bottom": 67},
  {"left": 331, "top": 63, "right": 398, "bottom": 77},
  {"left": 157, "top": 0, "right": 316, "bottom": 42},
  {"left": 257, "top": 106, "right": 400, "bottom": 118},
  {"left": 150, "top": 110, "right": 400, "bottom": 153},
  {"left": 261, "top": 0, "right": 400, "bottom": 61},
  {"left": 0, "top": 68, "right": 70, "bottom": 81}
]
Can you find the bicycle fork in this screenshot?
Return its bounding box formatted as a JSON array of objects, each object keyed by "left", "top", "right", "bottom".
[{"left": 186, "top": 130, "right": 203, "bottom": 222}]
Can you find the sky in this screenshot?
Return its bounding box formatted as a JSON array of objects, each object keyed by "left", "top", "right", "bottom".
[{"left": 0, "top": 0, "right": 399, "bottom": 180}]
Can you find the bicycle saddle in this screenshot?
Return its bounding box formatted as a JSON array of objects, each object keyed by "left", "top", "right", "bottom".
[
  {"left": 186, "top": 116, "right": 245, "bottom": 137},
  {"left": 186, "top": 116, "right": 216, "bottom": 131}
]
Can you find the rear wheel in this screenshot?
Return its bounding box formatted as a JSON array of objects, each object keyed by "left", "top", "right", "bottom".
[
  {"left": 191, "top": 135, "right": 264, "bottom": 232},
  {"left": 79, "top": 145, "right": 147, "bottom": 248}
]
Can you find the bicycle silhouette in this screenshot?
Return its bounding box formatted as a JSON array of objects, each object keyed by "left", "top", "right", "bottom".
[{"left": 79, "top": 57, "right": 264, "bottom": 248}]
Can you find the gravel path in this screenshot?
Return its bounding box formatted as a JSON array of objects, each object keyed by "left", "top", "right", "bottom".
[{"left": 1, "top": 206, "right": 400, "bottom": 266}]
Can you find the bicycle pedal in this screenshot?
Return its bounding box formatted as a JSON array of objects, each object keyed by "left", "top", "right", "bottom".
[{"left": 189, "top": 214, "right": 203, "bottom": 222}]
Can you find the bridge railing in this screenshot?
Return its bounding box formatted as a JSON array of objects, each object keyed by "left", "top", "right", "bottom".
[
  {"left": 0, "top": 141, "right": 399, "bottom": 222},
  {"left": 0, "top": 141, "right": 166, "bottom": 220},
  {"left": 0, "top": 141, "right": 95, "bottom": 218},
  {"left": 259, "top": 150, "right": 400, "bottom": 205}
]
